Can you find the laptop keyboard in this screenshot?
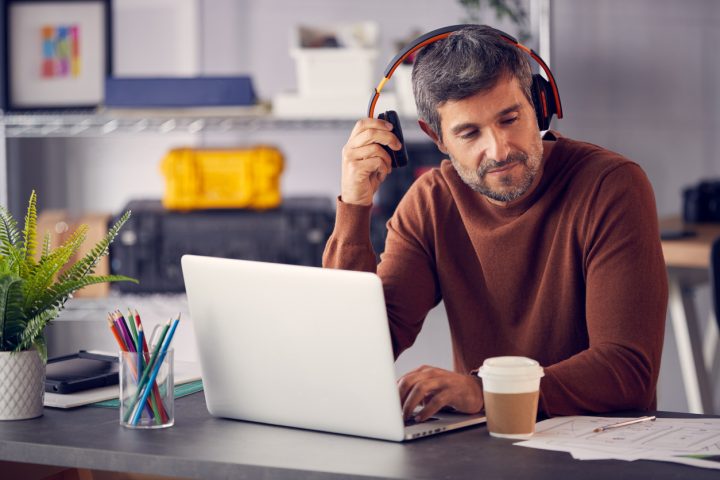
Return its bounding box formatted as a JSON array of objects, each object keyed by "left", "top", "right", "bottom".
[{"left": 404, "top": 416, "right": 439, "bottom": 427}]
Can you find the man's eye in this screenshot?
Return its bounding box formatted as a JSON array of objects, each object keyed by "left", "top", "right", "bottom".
[
  {"left": 460, "top": 130, "right": 478, "bottom": 140},
  {"left": 501, "top": 116, "right": 519, "bottom": 125}
]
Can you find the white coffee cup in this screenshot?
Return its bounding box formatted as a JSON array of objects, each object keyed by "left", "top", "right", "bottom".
[{"left": 478, "top": 356, "right": 544, "bottom": 439}]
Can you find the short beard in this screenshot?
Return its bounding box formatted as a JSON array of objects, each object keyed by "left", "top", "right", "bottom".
[{"left": 451, "top": 149, "right": 541, "bottom": 203}]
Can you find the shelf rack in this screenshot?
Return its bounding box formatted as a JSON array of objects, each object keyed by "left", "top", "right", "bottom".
[{"left": 0, "top": 110, "right": 360, "bottom": 138}]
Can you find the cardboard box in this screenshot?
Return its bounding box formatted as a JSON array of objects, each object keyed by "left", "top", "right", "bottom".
[{"left": 36, "top": 210, "right": 111, "bottom": 298}]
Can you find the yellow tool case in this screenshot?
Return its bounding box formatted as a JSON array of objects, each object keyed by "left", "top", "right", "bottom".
[{"left": 160, "top": 146, "right": 284, "bottom": 210}]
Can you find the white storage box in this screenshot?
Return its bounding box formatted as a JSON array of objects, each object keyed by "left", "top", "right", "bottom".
[
  {"left": 291, "top": 47, "right": 378, "bottom": 98},
  {"left": 288, "top": 21, "right": 379, "bottom": 98}
]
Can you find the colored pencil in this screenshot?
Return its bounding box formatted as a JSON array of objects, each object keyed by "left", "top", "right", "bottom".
[
  {"left": 134, "top": 309, "right": 150, "bottom": 354},
  {"left": 123, "top": 320, "right": 171, "bottom": 424},
  {"left": 133, "top": 309, "right": 169, "bottom": 423},
  {"left": 135, "top": 322, "right": 161, "bottom": 425},
  {"left": 136, "top": 325, "right": 144, "bottom": 378},
  {"left": 113, "top": 312, "right": 135, "bottom": 352},
  {"left": 107, "top": 314, "right": 156, "bottom": 419},
  {"left": 125, "top": 308, "right": 138, "bottom": 344},
  {"left": 117, "top": 310, "right": 135, "bottom": 346},
  {"left": 106, "top": 316, "right": 125, "bottom": 351},
  {"left": 131, "top": 316, "right": 180, "bottom": 425}
]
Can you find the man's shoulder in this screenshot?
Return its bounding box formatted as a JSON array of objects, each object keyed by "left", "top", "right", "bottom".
[
  {"left": 552, "top": 135, "right": 652, "bottom": 205},
  {"left": 558, "top": 135, "right": 632, "bottom": 165},
  {"left": 554, "top": 135, "right": 642, "bottom": 182}
]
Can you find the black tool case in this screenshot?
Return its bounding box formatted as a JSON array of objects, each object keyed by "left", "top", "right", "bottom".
[{"left": 109, "top": 198, "right": 335, "bottom": 293}]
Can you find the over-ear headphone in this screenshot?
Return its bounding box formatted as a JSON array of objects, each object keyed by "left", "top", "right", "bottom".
[{"left": 368, "top": 24, "right": 563, "bottom": 169}]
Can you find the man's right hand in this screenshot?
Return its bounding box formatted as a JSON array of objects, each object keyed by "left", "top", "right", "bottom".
[{"left": 340, "top": 118, "right": 401, "bottom": 206}]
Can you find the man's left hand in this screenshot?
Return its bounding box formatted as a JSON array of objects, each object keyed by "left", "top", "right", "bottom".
[{"left": 397, "top": 365, "right": 484, "bottom": 422}]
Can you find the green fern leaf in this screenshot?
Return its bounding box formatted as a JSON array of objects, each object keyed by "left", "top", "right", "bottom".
[
  {"left": 0, "top": 206, "right": 20, "bottom": 248},
  {"left": 15, "top": 307, "right": 58, "bottom": 354},
  {"left": 0, "top": 207, "right": 24, "bottom": 275},
  {"left": 21, "top": 190, "right": 38, "bottom": 274},
  {"left": 30, "top": 274, "right": 137, "bottom": 320},
  {"left": 58, "top": 210, "right": 131, "bottom": 284},
  {"left": 23, "top": 245, "right": 78, "bottom": 311},
  {"left": 32, "top": 335, "right": 48, "bottom": 363},
  {"left": 41, "top": 232, "right": 52, "bottom": 258},
  {"left": 23, "top": 225, "right": 87, "bottom": 311},
  {"left": 0, "top": 274, "right": 27, "bottom": 350}
]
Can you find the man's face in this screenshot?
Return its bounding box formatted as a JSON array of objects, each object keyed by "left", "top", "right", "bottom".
[{"left": 432, "top": 75, "right": 544, "bottom": 204}]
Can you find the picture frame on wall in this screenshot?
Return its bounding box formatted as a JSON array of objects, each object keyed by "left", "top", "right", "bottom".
[{"left": 0, "top": 0, "right": 112, "bottom": 111}]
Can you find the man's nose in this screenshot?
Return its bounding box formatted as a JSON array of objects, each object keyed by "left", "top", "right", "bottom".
[{"left": 486, "top": 130, "right": 510, "bottom": 161}]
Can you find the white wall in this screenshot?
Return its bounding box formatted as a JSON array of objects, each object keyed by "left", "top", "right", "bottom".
[{"left": 550, "top": 0, "right": 720, "bottom": 217}]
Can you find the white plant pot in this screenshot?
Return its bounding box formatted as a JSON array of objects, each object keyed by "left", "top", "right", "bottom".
[{"left": 0, "top": 350, "right": 45, "bottom": 420}]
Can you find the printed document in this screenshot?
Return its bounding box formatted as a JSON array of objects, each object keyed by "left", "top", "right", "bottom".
[{"left": 515, "top": 416, "right": 720, "bottom": 470}]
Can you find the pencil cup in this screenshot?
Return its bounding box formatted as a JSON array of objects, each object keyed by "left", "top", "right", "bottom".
[
  {"left": 119, "top": 349, "right": 174, "bottom": 429},
  {"left": 478, "top": 356, "right": 544, "bottom": 439}
]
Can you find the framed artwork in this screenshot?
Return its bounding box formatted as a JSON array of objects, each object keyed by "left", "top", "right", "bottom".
[{"left": 1, "top": 0, "right": 112, "bottom": 111}]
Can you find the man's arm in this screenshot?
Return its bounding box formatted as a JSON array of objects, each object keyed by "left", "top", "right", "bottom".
[
  {"left": 539, "top": 162, "right": 668, "bottom": 415},
  {"left": 325, "top": 179, "right": 467, "bottom": 423},
  {"left": 323, "top": 117, "right": 397, "bottom": 273},
  {"left": 323, "top": 118, "right": 443, "bottom": 358},
  {"left": 324, "top": 174, "right": 443, "bottom": 357},
  {"left": 322, "top": 200, "right": 377, "bottom": 273}
]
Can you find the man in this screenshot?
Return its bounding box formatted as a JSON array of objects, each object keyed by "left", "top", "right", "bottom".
[{"left": 322, "top": 25, "right": 667, "bottom": 423}]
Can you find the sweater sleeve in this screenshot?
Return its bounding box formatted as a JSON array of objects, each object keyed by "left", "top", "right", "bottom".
[
  {"left": 323, "top": 185, "right": 442, "bottom": 358},
  {"left": 322, "top": 197, "right": 377, "bottom": 273},
  {"left": 539, "top": 163, "right": 668, "bottom": 416}
]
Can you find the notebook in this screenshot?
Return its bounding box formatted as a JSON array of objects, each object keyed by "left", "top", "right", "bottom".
[{"left": 181, "top": 254, "right": 486, "bottom": 441}]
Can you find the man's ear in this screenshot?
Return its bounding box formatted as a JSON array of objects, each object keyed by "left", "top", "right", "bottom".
[{"left": 418, "top": 120, "right": 448, "bottom": 155}]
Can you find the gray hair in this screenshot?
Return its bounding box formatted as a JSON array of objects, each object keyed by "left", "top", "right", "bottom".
[{"left": 412, "top": 25, "right": 533, "bottom": 139}]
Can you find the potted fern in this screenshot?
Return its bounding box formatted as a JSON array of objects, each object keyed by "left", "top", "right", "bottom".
[{"left": 0, "top": 191, "right": 137, "bottom": 420}]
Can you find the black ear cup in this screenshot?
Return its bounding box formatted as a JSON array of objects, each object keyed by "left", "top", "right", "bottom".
[
  {"left": 530, "top": 74, "right": 557, "bottom": 131},
  {"left": 378, "top": 110, "right": 409, "bottom": 168}
]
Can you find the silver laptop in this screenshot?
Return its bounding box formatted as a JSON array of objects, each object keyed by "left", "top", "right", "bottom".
[{"left": 181, "top": 254, "right": 485, "bottom": 442}]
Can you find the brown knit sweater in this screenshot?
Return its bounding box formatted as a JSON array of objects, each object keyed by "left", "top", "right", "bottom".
[{"left": 323, "top": 132, "right": 668, "bottom": 416}]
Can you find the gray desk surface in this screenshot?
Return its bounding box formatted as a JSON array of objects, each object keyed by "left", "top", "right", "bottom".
[{"left": 0, "top": 392, "right": 717, "bottom": 480}]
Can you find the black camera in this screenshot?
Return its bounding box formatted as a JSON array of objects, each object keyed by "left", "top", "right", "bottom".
[{"left": 683, "top": 180, "right": 720, "bottom": 223}]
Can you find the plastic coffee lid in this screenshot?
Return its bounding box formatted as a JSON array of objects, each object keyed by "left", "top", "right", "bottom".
[{"left": 477, "top": 356, "right": 544, "bottom": 379}]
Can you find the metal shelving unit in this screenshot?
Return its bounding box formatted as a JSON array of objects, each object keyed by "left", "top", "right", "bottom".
[
  {"left": 0, "top": 109, "right": 362, "bottom": 205},
  {"left": 0, "top": 110, "right": 360, "bottom": 138}
]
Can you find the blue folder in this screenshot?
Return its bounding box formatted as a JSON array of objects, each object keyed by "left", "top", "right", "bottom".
[{"left": 104, "top": 76, "right": 257, "bottom": 108}]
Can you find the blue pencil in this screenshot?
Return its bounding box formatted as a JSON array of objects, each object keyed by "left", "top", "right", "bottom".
[
  {"left": 136, "top": 325, "right": 144, "bottom": 378},
  {"left": 131, "top": 316, "right": 180, "bottom": 426},
  {"left": 122, "top": 321, "right": 170, "bottom": 424}
]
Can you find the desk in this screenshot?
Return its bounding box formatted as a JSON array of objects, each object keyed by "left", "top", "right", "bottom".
[
  {"left": 0, "top": 393, "right": 718, "bottom": 479},
  {"left": 661, "top": 218, "right": 720, "bottom": 414}
]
